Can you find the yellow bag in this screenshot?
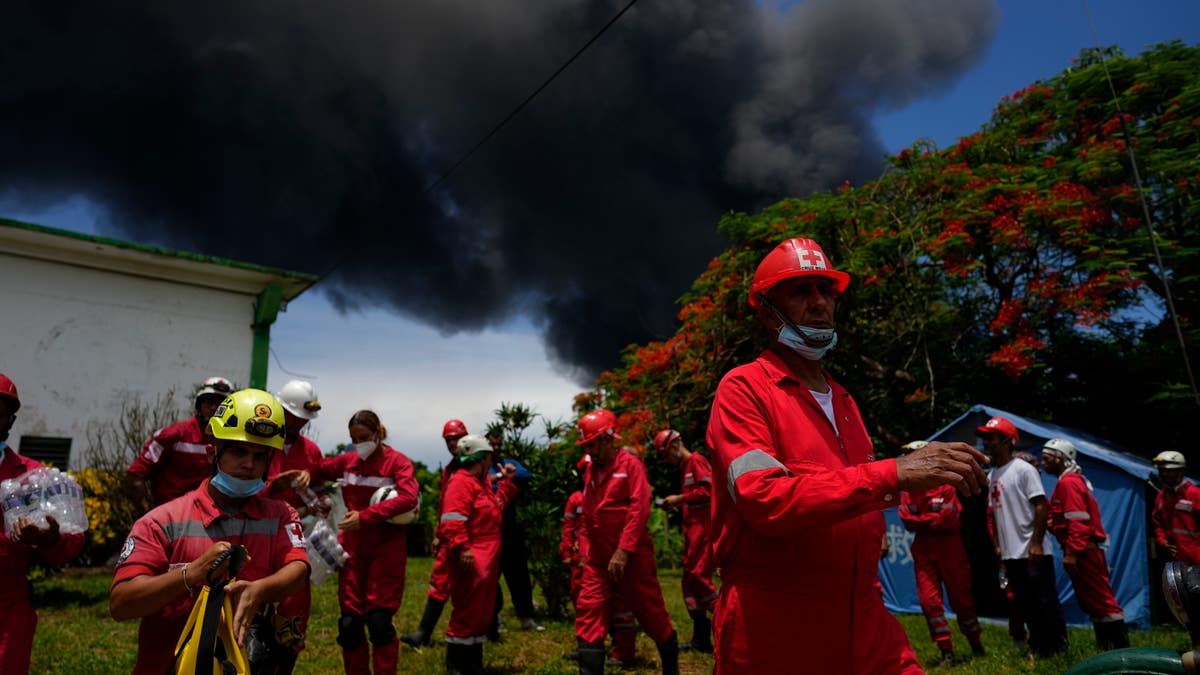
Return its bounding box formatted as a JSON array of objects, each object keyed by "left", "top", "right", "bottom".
[{"left": 172, "top": 579, "right": 249, "bottom": 675}]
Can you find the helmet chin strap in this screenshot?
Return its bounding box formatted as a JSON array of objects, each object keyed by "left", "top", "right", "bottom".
[{"left": 757, "top": 293, "right": 834, "bottom": 347}]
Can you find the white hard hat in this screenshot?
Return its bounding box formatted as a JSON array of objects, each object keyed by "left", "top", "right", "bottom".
[
  {"left": 370, "top": 486, "right": 420, "bottom": 525},
  {"left": 276, "top": 379, "right": 321, "bottom": 420},
  {"left": 1042, "top": 438, "right": 1077, "bottom": 463},
  {"left": 195, "top": 376, "right": 234, "bottom": 406},
  {"left": 1155, "top": 451, "right": 1187, "bottom": 470},
  {"left": 455, "top": 434, "right": 493, "bottom": 458}
]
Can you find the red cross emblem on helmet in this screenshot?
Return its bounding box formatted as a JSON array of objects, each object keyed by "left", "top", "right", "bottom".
[{"left": 748, "top": 238, "right": 851, "bottom": 307}]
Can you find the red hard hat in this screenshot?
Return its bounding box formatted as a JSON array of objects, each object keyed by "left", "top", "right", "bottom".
[
  {"left": 748, "top": 238, "right": 851, "bottom": 308},
  {"left": 0, "top": 373, "right": 19, "bottom": 413},
  {"left": 976, "top": 416, "right": 1019, "bottom": 443},
  {"left": 442, "top": 419, "right": 468, "bottom": 438},
  {"left": 576, "top": 409, "right": 621, "bottom": 445},
  {"left": 653, "top": 429, "right": 679, "bottom": 454}
]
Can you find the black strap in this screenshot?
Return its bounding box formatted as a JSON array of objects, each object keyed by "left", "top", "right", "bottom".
[{"left": 194, "top": 545, "right": 249, "bottom": 672}]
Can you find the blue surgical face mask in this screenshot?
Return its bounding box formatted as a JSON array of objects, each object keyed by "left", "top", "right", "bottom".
[
  {"left": 778, "top": 324, "right": 838, "bottom": 360},
  {"left": 211, "top": 470, "right": 266, "bottom": 498}
]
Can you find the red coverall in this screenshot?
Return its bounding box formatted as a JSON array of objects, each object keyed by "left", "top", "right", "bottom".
[
  {"left": 561, "top": 489, "right": 636, "bottom": 661},
  {"left": 440, "top": 469, "right": 519, "bottom": 642},
  {"left": 1153, "top": 480, "right": 1200, "bottom": 565},
  {"left": 265, "top": 435, "right": 325, "bottom": 653},
  {"left": 127, "top": 416, "right": 213, "bottom": 506},
  {"left": 561, "top": 490, "right": 584, "bottom": 603},
  {"left": 112, "top": 478, "right": 309, "bottom": 675},
  {"left": 1049, "top": 471, "right": 1124, "bottom": 622},
  {"left": 0, "top": 450, "right": 84, "bottom": 673},
  {"left": 899, "top": 484, "right": 981, "bottom": 651},
  {"left": 575, "top": 448, "right": 674, "bottom": 647},
  {"left": 706, "top": 350, "right": 920, "bottom": 675},
  {"left": 426, "top": 463, "right": 456, "bottom": 602},
  {"left": 315, "top": 445, "right": 419, "bottom": 674},
  {"left": 679, "top": 452, "right": 716, "bottom": 615}
]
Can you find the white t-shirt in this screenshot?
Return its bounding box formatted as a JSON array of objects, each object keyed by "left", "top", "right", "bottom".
[
  {"left": 809, "top": 388, "right": 839, "bottom": 434},
  {"left": 988, "top": 458, "right": 1047, "bottom": 560}
]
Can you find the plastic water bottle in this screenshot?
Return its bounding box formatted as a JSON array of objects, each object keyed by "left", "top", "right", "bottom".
[
  {"left": 305, "top": 519, "right": 347, "bottom": 585},
  {"left": 2, "top": 478, "right": 28, "bottom": 537},
  {"left": 48, "top": 470, "right": 87, "bottom": 534},
  {"left": 22, "top": 471, "right": 49, "bottom": 529}
]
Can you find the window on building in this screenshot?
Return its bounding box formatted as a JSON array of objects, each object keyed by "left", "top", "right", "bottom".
[{"left": 19, "top": 436, "right": 72, "bottom": 469}]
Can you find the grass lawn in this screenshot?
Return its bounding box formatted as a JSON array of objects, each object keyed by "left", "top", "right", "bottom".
[{"left": 30, "top": 558, "right": 1190, "bottom": 673}]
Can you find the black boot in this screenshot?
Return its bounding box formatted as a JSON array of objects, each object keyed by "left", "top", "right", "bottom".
[
  {"left": 1095, "top": 619, "right": 1130, "bottom": 651},
  {"left": 681, "top": 613, "right": 712, "bottom": 654},
  {"left": 578, "top": 641, "right": 607, "bottom": 675},
  {"left": 401, "top": 597, "right": 446, "bottom": 648},
  {"left": 657, "top": 631, "right": 680, "bottom": 675},
  {"left": 446, "top": 642, "right": 466, "bottom": 675}
]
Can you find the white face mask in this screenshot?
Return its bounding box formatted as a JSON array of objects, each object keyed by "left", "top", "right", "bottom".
[
  {"left": 353, "top": 440, "right": 378, "bottom": 460},
  {"left": 777, "top": 324, "right": 838, "bottom": 360}
]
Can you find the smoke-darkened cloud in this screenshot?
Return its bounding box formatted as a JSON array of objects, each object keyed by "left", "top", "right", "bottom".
[{"left": 0, "top": 0, "right": 996, "bottom": 382}]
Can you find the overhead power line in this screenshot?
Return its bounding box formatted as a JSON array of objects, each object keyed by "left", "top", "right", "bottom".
[
  {"left": 1082, "top": 0, "right": 1200, "bottom": 408},
  {"left": 315, "top": 0, "right": 643, "bottom": 284}
]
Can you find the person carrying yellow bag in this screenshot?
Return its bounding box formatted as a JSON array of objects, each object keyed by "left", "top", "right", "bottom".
[
  {"left": 173, "top": 545, "right": 251, "bottom": 674},
  {"left": 110, "top": 389, "right": 311, "bottom": 675}
]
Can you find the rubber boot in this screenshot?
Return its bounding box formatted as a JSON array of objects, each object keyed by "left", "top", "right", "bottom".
[
  {"left": 446, "top": 643, "right": 477, "bottom": 675},
  {"left": 467, "top": 643, "right": 485, "bottom": 675},
  {"left": 342, "top": 643, "right": 370, "bottom": 675},
  {"left": 657, "top": 631, "right": 680, "bottom": 675},
  {"left": 1095, "top": 620, "right": 1130, "bottom": 651},
  {"left": 372, "top": 639, "right": 399, "bottom": 675},
  {"left": 682, "top": 613, "right": 712, "bottom": 654},
  {"left": 401, "top": 597, "right": 445, "bottom": 648},
  {"left": 578, "top": 641, "right": 607, "bottom": 675},
  {"left": 610, "top": 613, "right": 637, "bottom": 666}
]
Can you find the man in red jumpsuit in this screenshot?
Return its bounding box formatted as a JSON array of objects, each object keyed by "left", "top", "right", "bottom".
[
  {"left": 562, "top": 457, "right": 587, "bottom": 606},
  {"left": 126, "top": 376, "right": 234, "bottom": 512},
  {"left": 440, "top": 434, "right": 520, "bottom": 673},
  {"left": 706, "top": 237, "right": 988, "bottom": 675},
  {"left": 261, "top": 379, "right": 327, "bottom": 672},
  {"left": 402, "top": 418, "right": 467, "bottom": 648},
  {"left": 898, "top": 440, "right": 984, "bottom": 666},
  {"left": 1041, "top": 438, "right": 1129, "bottom": 650},
  {"left": 574, "top": 409, "right": 679, "bottom": 675},
  {"left": 654, "top": 428, "right": 715, "bottom": 653},
  {"left": 109, "top": 388, "right": 310, "bottom": 675},
  {"left": 1152, "top": 451, "right": 1200, "bottom": 565},
  {"left": 0, "top": 373, "right": 84, "bottom": 673}
]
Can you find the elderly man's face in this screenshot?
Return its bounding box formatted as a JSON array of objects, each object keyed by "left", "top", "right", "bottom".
[{"left": 764, "top": 277, "right": 837, "bottom": 329}]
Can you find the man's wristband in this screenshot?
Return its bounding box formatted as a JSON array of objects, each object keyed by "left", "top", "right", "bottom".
[{"left": 181, "top": 563, "right": 196, "bottom": 594}]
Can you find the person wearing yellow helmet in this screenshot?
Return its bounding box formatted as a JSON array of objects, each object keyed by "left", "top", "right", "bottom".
[{"left": 110, "top": 389, "right": 310, "bottom": 675}]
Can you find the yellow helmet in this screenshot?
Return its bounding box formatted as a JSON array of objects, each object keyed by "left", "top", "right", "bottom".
[{"left": 208, "top": 388, "right": 286, "bottom": 451}]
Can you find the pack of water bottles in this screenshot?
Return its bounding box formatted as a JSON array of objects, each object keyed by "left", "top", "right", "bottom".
[
  {"left": 305, "top": 517, "right": 349, "bottom": 585},
  {"left": 1, "top": 467, "right": 89, "bottom": 537}
]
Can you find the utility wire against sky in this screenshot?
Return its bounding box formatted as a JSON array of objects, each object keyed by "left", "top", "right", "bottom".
[
  {"left": 1082, "top": 0, "right": 1200, "bottom": 408},
  {"left": 314, "top": 0, "right": 643, "bottom": 284}
]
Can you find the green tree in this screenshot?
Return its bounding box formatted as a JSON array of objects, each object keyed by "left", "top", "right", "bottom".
[{"left": 593, "top": 41, "right": 1200, "bottom": 457}]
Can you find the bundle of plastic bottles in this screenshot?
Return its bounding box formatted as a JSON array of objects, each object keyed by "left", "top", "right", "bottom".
[
  {"left": 305, "top": 518, "right": 349, "bottom": 585},
  {"left": 1, "top": 467, "right": 89, "bottom": 536}
]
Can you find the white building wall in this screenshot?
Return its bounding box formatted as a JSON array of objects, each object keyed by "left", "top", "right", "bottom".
[{"left": 0, "top": 251, "right": 256, "bottom": 469}]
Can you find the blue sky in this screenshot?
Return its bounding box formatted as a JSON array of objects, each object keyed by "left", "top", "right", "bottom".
[{"left": 3, "top": 1, "right": 1197, "bottom": 468}]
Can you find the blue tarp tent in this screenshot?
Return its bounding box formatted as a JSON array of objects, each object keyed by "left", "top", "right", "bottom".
[{"left": 879, "top": 404, "right": 1158, "bottom": 630}]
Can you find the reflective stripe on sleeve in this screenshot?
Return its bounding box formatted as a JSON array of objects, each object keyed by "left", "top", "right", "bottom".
[
  {"left": 727, "top": 449, "right": 789, "bottom": 502},
  {"left": 1064, "top": 511, "right": 1091, "bottom": 520},
  {"left": 441, "top": 512, "right": 468, "bottom": 522},
  {"left": 343, "top": 474, "right": 396, "bottom": 488},
  {"left": 174, "top": 442, "right": 208, "bottom": 455},
  {"left": 146, "top": 441, "right": 165, "bottom": 463}
]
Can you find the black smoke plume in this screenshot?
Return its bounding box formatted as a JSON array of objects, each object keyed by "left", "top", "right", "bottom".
[{"left": 0, "top": 0, "right": 996, "bottom": 382}]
